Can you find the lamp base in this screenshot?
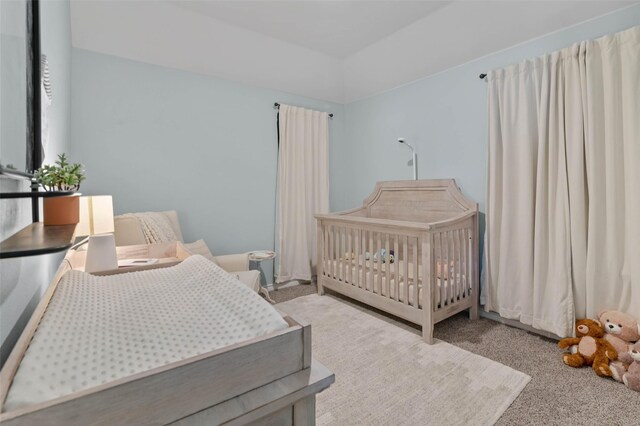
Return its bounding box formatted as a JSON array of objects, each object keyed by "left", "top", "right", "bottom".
[{"left": 85, "top": 234, "right": 118, "bottom": 273}]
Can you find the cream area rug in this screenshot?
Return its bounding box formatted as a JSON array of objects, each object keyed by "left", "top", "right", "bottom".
[{"left": 277, "top": 295, "right": 530, "bottom": 426}]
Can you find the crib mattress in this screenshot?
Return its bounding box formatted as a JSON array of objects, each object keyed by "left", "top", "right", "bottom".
[
  {"left": 324, "top": 260, "right": 468, "bottom": 308},
  {"left": 4, "top": 255, "right": 288, "bottom": 411}
]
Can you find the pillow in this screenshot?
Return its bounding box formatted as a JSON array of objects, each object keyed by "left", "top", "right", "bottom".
[{"left": 180, "top": 240, "right": 219, "bottom": 265}]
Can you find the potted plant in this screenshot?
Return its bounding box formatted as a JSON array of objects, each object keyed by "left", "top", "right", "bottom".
[{"left": 34, "top": 153, "right": 86, "bottom": 225}]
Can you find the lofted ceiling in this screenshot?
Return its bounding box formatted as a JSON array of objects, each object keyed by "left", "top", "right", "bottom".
[{"left": 70, "top": 1, "right": 636, "bottom": 103}]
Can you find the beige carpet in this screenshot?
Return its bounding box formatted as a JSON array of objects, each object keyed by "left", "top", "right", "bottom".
[{"left": 277, "top": 294, "right": 530, "bottom": 426}]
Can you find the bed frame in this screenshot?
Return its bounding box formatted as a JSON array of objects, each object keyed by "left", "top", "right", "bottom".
[
  {"left": 0, "top": 244, "right": 334, "bottom": 425},
  {"left": 316, "top": 179, "right": 479, "bottom": 344}
]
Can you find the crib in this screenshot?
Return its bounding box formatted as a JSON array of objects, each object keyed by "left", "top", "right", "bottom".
[{"left": 315, "top": 179, "right": 479, "bottom": 344}]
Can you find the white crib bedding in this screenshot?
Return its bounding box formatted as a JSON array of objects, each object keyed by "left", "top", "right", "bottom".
[
  {"left": 4, "top": 255, "right": 288, "bottom": 411},
  {"left": 324, "top": 260, "right": 469, "bottom": 308}
]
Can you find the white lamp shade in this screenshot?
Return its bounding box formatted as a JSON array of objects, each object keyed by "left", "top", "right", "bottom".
[
  {"left": 85, "top": 234, "right": 118, "bottom": 273},
  {"left": 76, "top": 196, "right": 115, "bottom": 237}
]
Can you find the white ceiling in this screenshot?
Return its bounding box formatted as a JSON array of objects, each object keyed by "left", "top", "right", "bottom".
[
  {"left": 70, "top": 1, "right": 636, "bottom": 103},
  {"left": 171, "top": 1, "right": 450, "bottom": 58}
]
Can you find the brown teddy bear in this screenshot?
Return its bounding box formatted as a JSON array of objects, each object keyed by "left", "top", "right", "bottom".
[
  {"left": 558, "top": 319, "right": 618, "bottom": 377},
  {"left": 623, "top": 341, "right": 640, "bottom": 392},
  {"left": 598, "top": 310, "right": 640, "bottom": 382}
]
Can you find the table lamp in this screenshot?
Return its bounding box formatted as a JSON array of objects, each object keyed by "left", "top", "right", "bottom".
[{"left": 75, "top": 195, "right": 117, "bottom": 273}]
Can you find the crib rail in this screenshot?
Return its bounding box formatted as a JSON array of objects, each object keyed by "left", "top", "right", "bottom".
[{"left": 316, "top": 216, "right": 476, "bottom": 314}]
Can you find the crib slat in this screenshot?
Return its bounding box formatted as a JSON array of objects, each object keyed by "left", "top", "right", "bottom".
[
  {"left": 403, "top": 236, "right": 409, "bottom": 305},
  {"left": 335, "top": 226, "right": 340, "bottom": 280},
  {"left": 432, "top": 232, "right": 438, "bottom": 309},
  {"left": 445, "top": 230, "right": 456, "bottom": 305},
  {"left": 337, "top": 227, "right": 341, "bottom": 282},
  {"left": 316, "top": 222, "right": 323, "bottom": 281},
  {"left": 341, "top": 228, "right": 346, "bottom": 282},
  {"left": 445, "top": 231, "right": 451, "bottom": 303},
  {"left": 468, "top": 227, "right": 473, "bottom": 298},
  {"left": 355, "top": 229, "right": 360, "bottom": 287},
  {"left": 442, "top": 232, "right": 447, "bottom": 306},
  {"left": 452, "top": 229, "right": 461, "bottom": 303},
  {"left": 343, "top": 228, "right": 348, "bottom": 282},
  {"left": 341, "top": 227, "right": 345, "bottom": 282},
  {"left": 447, "top": 231, "right": 452, "bottom": 304},
  {"left": 393, "top": 235, "right": 399, "bottom": 302},
  {"left": 327, "top": 225, "right": 335, "bottom": 278},
  {"left": 344, "top": 228, "right": 353, "bottom": 284},
  {"left": 376, "top": 233, "right": 382, "bottom": 295},
  {"left": 367, "top": 231, "right": 375, "bottom": 293},
  {"left": 457, "top": 229, "right": 464, "bottom": 301},
  {"left": 439, "top": 232, "right": 445, "bottom": 309},
  {"left": 360, "top": 229, "right": 366, "bottom": 290},
  {"left": 336, "top": 227, "right": 340, "bottom": 281},
  {"left": 460, "top": 228, "right": 466, "bottom": 299},
  {"left": 344, "top": 228, "right": 349, "bottom": 284},
  {"left": 324, "top": 225, "right": 329, "bottom": 277},
  {"left": 461, "top": 228, "right": 467, "bottom": 299},
  {"left": 385, "top": 233, "right": 390, "bottom": 299},
  {"left": 452, "top": 229, "right": 458, "bottom": 301},
  {"left": 413, "top": 237, "right": 419, "bottom": 308}
]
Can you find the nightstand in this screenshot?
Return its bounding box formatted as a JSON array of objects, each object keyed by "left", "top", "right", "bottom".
[{"left": 248, "top": 250, "right": 276, "bottom": 304}]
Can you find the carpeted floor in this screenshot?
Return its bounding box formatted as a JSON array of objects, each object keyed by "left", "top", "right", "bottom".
[{"left": 271, "top": 283, "right": 640, "bottom": 426}]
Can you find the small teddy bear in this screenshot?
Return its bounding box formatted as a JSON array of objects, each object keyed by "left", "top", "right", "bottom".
[
  {"left": 558, "top": 319, "right": 617, "bottom": 377},
  {"left": 598, "top": 310, "right": 640, "bottom": 382},
  {"left": 622, "top": 341, "right": 640, "bottom": 392}
]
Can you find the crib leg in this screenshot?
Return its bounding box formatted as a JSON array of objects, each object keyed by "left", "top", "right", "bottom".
[
  {"left": 422, "top": 323, "right": 434, "bottom": 344},
  {"left": 317, "top": 280, "right": 325, "bottom": 296},
  {"left": 469, "top": 303, "right": 479, "bottom": 320}
]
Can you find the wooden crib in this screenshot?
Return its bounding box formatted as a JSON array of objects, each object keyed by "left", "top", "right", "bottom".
[{"left": 315, "top": 179, "right": 479, "bottom": 344}]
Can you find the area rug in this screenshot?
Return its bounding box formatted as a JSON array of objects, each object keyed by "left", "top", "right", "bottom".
[{"left": 277, "top": 294, "right": 530, "bottom": 426}]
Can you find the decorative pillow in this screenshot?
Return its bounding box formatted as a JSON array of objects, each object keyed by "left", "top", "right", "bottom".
[{"left": 181, "top": 240, "right": 218, "bottom": 265}]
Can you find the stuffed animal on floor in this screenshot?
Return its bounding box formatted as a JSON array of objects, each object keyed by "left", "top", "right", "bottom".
[
  {"left": 558, "top": 319, "right": 618, "bottom": 377},
  {"left": 622, "top": 341, "right": 640, "bottom": 392},
  {"left": 598, "top": 310, "right": 640, "bottom": 382}
]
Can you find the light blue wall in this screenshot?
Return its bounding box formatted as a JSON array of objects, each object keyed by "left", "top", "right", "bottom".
[
  {"left": 1, "top": 0, "right": 72, "bottom": 366},
  {"left": 70, "top": 49, "right": 344, "bottom": 281},
  {"left": 337, "top": 5, "right": 640, "bottom": 214}
]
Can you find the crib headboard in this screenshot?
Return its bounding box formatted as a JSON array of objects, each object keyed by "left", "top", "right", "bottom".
[{"left": 356, "top": 179, "right": 476, "bottom": 223}]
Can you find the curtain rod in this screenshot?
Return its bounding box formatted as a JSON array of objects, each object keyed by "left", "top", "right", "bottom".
[
  {"left": 479, "top": 73, "right": 487, "bottom": 81},
  {"left": 274, "top": 102, "right": 334, "bottom": 118}
]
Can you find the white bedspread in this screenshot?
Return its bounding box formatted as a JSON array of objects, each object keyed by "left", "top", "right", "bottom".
[{"left": 4, "top": 255, "right": 288, "bottom": 411}]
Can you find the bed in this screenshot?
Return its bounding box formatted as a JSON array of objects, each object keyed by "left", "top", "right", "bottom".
[
  {"left": 315, "top": 179, "right": 479, "bottom": 344},
  {"left": 0, "top": 245, "right": 333, "bottom": 425}
]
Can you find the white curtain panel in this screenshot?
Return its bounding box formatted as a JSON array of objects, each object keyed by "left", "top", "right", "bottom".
[
  {"left": 582, "top": 27, "right": 640, "bottom": 321},
  {"left": 484, "top": 26, "right": 640, "bottom": 337},
  {"left": 275, "top": 105, "right": 330, "bottom": 283}
]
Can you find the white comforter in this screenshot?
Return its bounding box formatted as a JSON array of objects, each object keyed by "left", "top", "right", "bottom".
[{"left": 4, "top": 255, "right": 288, "bottom": 411}]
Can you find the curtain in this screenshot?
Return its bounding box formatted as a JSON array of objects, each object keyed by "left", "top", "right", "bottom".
[
  {"left": 582, "top": 27, "right": 640, "bottom": 321},
  {"left": 275, "top": 105, "right": 329, "bottom": 283},
  {"left": 484, "top": 26, "right": 640, "bottom": 337}
]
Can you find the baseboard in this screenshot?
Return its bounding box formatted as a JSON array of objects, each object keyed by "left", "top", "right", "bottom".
[{"left": 480, "top": 309, "right": 561, "bottom": 341}]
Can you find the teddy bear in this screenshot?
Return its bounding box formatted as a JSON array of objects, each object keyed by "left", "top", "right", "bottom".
[
  {"left": 558, "top": 318, "right": 618, "bottom": 377},
  {"left": 598, "top": 310, "right": 640, "bottom": 382},
  {"left": 622, "top": 341, "right": 640, "bottom": 392}
]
